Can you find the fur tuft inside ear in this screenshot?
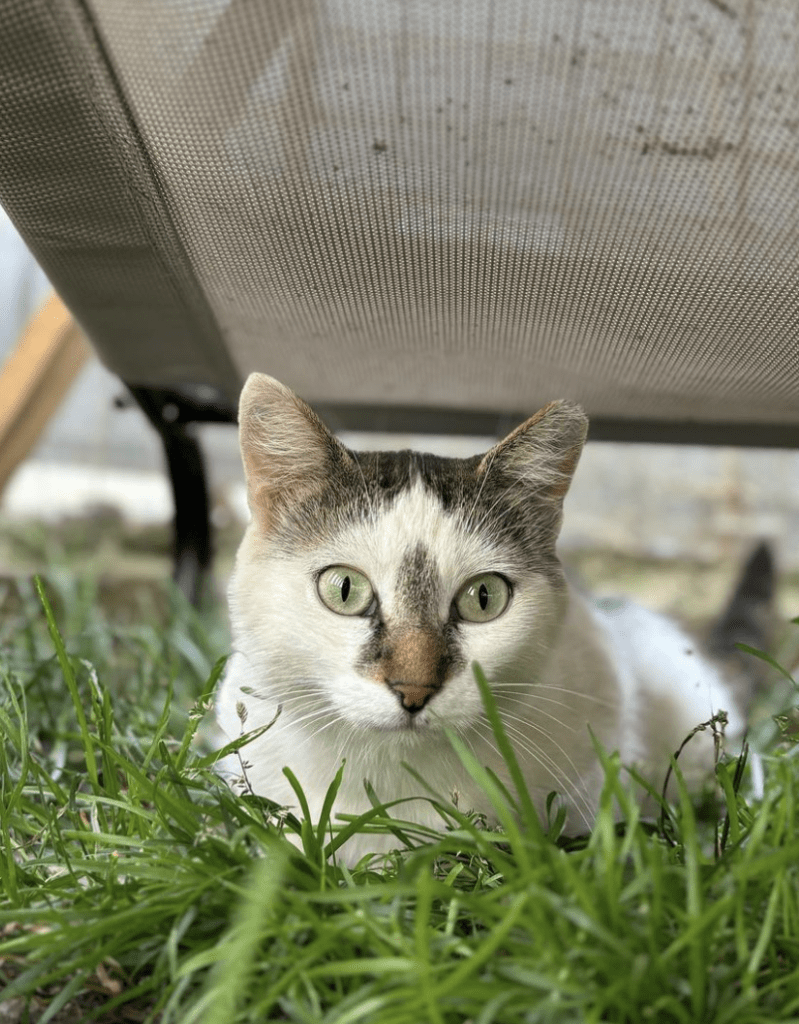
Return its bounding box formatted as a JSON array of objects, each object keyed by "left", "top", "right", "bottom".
[
  {"left": 478, "top": 400, "right": 588, "bottom": 503},
  {"left": 238, "top": 373, "right": 353, "bottom": 528}
]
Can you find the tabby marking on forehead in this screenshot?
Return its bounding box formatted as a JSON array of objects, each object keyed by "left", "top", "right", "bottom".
[{"left": 397, "top": 543, "right": 441, "bottom": 625}]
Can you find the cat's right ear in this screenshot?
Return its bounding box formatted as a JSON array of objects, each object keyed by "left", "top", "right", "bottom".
[
  {"left": 238, "top": 373, "right": 354, "bottom": 529},
  {"left": 478, "top": 400, "right": 588, "bottom": 505}
]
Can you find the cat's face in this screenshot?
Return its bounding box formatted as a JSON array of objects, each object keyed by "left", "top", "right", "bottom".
[{"left": 228, "top": 374, "right": 587, "bottom": 742}]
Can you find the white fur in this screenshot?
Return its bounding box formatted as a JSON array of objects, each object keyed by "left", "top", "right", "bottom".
[{"left": 217, "top": 480, "right": 743, "bottom": 864}]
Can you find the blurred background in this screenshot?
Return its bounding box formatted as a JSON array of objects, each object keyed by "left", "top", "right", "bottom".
[{"left": 2, "top": 203, "right": 798, "bottom": 628}]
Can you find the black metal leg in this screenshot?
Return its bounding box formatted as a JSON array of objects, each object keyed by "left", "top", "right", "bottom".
[
  {"left": 128, "top": 386, "right": 233, "bottom": 605},
  {"left": 159, "top": 422, "right": 211, "bottom": 605}
]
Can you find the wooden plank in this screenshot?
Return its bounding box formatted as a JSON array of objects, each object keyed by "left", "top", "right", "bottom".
[{"left": 0, "top": 292, "right": 91, "bottom": 496}]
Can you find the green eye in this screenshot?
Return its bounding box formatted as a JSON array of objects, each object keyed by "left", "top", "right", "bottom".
[
  {"left": 454, "top": 573, "right": 511, "bottom": 623},
  {"left": 317, "top": 566, "right": 375, "bottom": 616}
]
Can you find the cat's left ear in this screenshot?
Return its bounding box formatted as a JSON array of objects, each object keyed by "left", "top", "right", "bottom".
[
  {"left": 238, "top": 373, "right": 355, "bottom": 529},
  {"left": 478, "top": 400, "right": 588, "bottom": 504}
]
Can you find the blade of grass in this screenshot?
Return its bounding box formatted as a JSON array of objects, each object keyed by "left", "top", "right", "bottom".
[
  {"left": 432, "top": 891, "right": 529, "bottom": 999},
  {"left": 742, "top": 868, "right": 782, "bottom": 993},
  {"left": 175, "top": 656, "right": 227, "bottom": 772},
  {"left": 414, "top": 867, "right": 446, "bottom": 1024},
  {"left": 315, "top": 759, "right": 345, "bottom": 848},
  {"left": 283, "top": 765, "right": 319, "bottom": 859},
  {"left": 673, "top": 759, "right": 706, "bottom": 1021},
  {"left": 186, "top": 844, "right": 289, "bottom": 1024},
  {"left": 736, "top": 643, "right": 797, "bottom": 688},
  {"left": 444, "top": 729, "right": 526, "bottom": 857},
  {"left": 34, "top": 576, "right": 98, "bottom": 791},
  {"left": 471, "top": 662, "right": 544, "bottom": 840}
]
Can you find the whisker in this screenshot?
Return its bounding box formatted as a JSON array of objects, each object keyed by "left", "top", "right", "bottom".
[
  {"left": 332, "top": 720, "right": 361, "bottom": 773},
  {"left": 289, "top": 707, "right": 334, "bottom": 731},
  {"left": 470, "top": 722, "right": 503, "bottom": 765},
  {"left": 499, "top": 682, "right": 619, "bottom": 710},
  {"left": 501, "top": 715, "right": 590, "bottom": 787},
  {"left": 305, "top": 714, "right": 351, "bottom": 746},
  {"left": 477, "top": 716, "right": 592, "bottom": 830},
  {"left": 493, "top": 688, "right": 576, "bottom": 712},
  {"left": 496, "top": 694, "right": 579, "bottom": 731},
  {"left": 470, "top": 717, "right": 592, "bottom": 830},
  {"left": 266, "top": 692, "right": 323, "bottom": 707},
  {"left": 498, "top": 719, "right": 594, "bottom": 827}
]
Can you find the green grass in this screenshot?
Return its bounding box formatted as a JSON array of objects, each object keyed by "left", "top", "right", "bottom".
[{"left": 1, "top": 572, "right": 799, "bottom": 1022}]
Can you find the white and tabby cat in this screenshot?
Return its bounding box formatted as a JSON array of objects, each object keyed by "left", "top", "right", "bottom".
[{"left": 217, "top": 373, "right": 771, "bottom": 861}]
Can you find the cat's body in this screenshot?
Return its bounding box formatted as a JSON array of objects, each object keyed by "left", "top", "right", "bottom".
[{"left": 217, "top": 374, "right": 771, "bottom": 863}]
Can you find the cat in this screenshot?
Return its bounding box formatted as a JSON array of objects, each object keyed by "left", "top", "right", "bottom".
[{"left": 216, "top": 372, "right": 774, "bottom": 863}]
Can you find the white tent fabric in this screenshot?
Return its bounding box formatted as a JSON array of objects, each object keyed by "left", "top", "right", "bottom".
[{"left": 1, "top": 0, "right": 798, "bottom": 439}]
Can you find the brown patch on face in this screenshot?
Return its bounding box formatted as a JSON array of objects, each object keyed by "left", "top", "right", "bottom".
[
  {"left": 383, "top": 627, "right": 448, "bottom": 689},
  {"left": 359, "top": 624, "right": 456, "bottom": 712}
]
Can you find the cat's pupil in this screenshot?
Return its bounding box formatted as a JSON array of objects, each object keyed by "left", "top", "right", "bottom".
[
  {"left": 479, "top": 583, "right": 488, "bottom": 610},
  {"left": 341, "top": 575, "right": 351, "bottom": 603}
]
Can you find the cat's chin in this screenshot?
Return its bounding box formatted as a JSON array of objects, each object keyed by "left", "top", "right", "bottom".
[{"left": 354, "top": 712, "right": 442, "bottom": 737}]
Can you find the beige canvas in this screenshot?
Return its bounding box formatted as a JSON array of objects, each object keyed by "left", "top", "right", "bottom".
[{"left": 1, "top": 0, "right": 797, "bottom": 431}]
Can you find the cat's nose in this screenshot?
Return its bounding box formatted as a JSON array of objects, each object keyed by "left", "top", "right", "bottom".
[{"left": 389, "top": 681, "right": 438, "bottom": 713}]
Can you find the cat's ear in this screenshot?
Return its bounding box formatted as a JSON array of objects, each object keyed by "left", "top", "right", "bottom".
[
  {"left": 238, "top": 373, "right": 354, "bottom": 528},
  {"left": 478, "top": 400, "right": 588, "bottom": 503}
]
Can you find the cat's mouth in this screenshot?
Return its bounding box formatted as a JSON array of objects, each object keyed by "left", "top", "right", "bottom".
[
  {"left": 399, "top": 711, "right": 428, "bottom": 730},
  {"left": 365, "top": 709, "right": 435, "bottom": 734},
  {"left": 369, "top": 715, "right": 426, "bottom": 732}
]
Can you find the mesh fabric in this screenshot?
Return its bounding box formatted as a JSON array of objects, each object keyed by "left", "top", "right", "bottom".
[{"left": 1, "top": 0, "right": 797, "bottom": 428}]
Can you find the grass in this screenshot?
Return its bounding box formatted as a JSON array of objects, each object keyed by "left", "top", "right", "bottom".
[{"left": 1, "top": 566, "right": 799, "bottom": 1022}]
